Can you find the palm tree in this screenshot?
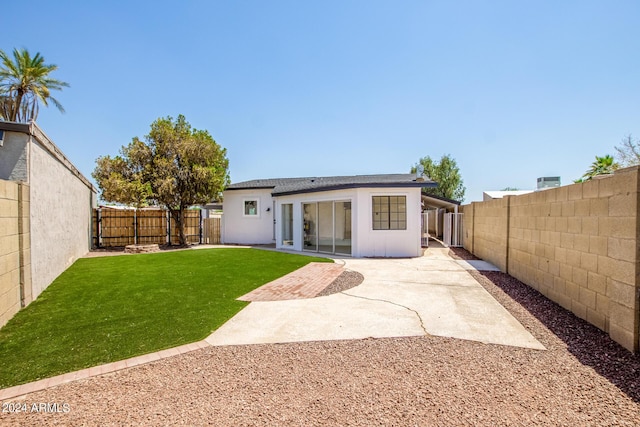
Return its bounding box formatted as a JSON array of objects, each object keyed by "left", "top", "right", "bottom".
[
  {"left": 582, "top": 155, "right": 619, "bottom": 180},
  {"left": 0, "top": 48, "right": 69, "bottom": 122}
]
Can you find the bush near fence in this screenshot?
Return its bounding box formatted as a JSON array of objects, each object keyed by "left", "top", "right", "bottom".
[
  {"left": 93, "top": 208, "right": 221, "bottom": 247},
  {"left": 462, "top": 166, "right": 640, "bottom": 353}
]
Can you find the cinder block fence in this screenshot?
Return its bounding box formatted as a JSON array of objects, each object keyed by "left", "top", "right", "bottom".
[
  {"left": 0, "top": 122, "right": 97, "bottom": 329},
  {"left": 462, "top": 166, "right": 640, "bottom": 352},
  {"left": 0, "top": 180, "right": 30, "bottom": 328}
]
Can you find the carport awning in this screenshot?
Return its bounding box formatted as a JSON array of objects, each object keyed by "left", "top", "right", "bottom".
[{"left": 421, "top": 194, "right": 461, "bottom": 212}]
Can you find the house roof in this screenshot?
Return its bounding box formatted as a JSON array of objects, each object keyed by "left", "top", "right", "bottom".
[{"left": 226, "top": 173, "right": 437, "bottom": 196}]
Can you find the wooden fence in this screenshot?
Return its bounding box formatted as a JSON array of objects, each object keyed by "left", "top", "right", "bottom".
[
  {"left": 202, "top": 217, "right": 222, "bottom": 244},
  {"left": 93, "top": 208, "right": 221, "bottom": 247}
]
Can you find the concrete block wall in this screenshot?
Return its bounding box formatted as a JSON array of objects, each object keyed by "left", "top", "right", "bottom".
[
  {"left": 463, "top": 196, "right": 509, "bottom": 272},
  {"left": 0, "top": 121, "right": 95, "bottom": 328},
  {"left": 0, "top": 180, "right": 31, "bottom": 328},
  {"left": 463, "top": 166, "right": 640, "bottom": 352}
]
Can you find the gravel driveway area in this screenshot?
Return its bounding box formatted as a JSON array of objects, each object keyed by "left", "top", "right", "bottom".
[{"left": 1, "top": 250, "right": 639, "bottom": 426}]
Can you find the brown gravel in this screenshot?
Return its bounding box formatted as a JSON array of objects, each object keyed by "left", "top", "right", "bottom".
[
  {"left": 316, "top": 270, "right": 364, "bottom": 297},
  {"left": 2, "top": 249, "right": 639, "bottom": 426}
]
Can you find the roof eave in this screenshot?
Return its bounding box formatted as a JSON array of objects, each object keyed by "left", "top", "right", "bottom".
[
  {"left": 272, "top": 182, "right": 437, "bottom": 197},
  {"left": 225, "top": 186, "right": 276, "bottom": 191}
]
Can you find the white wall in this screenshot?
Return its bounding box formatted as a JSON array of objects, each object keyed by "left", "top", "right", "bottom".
[
  {"left": 222, "top": 189, "right": 274, "bottom": 244},
  {"left": 274, "top": 189, "right": 356, "bottom": 253},
  {"left": 272, "top": 187, "right": 423, "bottom": 257},
  {"left": 353, "top": 188, "right": 422, "bottom": 258},
  {"left": 29, "top": 138, "right": 95, "bottom": 299}
]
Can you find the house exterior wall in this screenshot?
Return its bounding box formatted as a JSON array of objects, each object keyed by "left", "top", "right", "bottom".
[
  {"left": 222, "top": 188, "right": 274, "bottom": 244},
  {"left": 274, "top": 188, "right": 357, "bottom": 253},
  {"left": 272, "top": 187, "right": 423, "bottom": 258},
  {"left": 28, "top": 135, "right": 96, "bottom": 300},
  {"left": 461, "top": 166, "right": 640, "bottom": 352},
  {"left": 353, "top": 187, "right": 422, "bottom": 257}
]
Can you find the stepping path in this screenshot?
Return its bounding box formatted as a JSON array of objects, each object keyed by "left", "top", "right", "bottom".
[{"left": 238, "top": 262, "right": 344, "bottom": 301}]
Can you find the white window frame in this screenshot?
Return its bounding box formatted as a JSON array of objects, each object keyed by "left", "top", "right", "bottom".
[{"left": 243, "top": 198, "right": 260, "bottom": 217}]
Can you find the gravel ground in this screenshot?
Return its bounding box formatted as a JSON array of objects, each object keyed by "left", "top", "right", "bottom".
[
  {"left": 316, "top": 270, "right": 364, "bottom": 297},
  {"left": 2, "top": 250, "right": 639, "bottom": 426}
]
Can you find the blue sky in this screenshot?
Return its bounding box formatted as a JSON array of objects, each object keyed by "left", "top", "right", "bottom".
[{"left": 2, "top": 1, "right": 638, "bottom": 202}]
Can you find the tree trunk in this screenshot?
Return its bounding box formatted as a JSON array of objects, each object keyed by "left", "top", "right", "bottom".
[
  {"left": 170, "top": 208, "right": 187, "bottom": 246},
  {"left": 9, "top": 90, "right": 25, "bottom": 122}
]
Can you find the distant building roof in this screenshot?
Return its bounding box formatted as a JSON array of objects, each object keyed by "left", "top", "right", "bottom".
[
  {"left": 482, "top": 190, "right": 534, "bottom": 201},
  {"left": 226, "top": 174, "right": 437, "bottom": 196}
]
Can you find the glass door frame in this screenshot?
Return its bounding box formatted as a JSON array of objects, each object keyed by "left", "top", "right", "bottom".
[{"left": 301, "top": 199, "right": 352, "bottom": 256}]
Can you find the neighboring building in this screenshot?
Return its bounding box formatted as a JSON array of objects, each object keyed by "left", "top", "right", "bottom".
[
  {"left": 0, "top": 121, "right": 96, "bottom": 327},
  {"left": 537, "top": 176, "right": 561, "bottom": 190},
  {"left": 222, "top": 174, "right": 436, "bottom": 257},
  {"left": 483, "top": 190, "right": 534, "bottom": 201},
  {"left": 483, "top": 177, "right": 562, "bottom": 201}
]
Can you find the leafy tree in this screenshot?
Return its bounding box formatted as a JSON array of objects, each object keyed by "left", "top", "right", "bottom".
[
  {"left": 0, "top": 48, "right": 69, "bottom": 122},
  {"left": 580, "top": 154, "right": 619, "bottom": 181},
  {"left": 93, "top": 115, "right": 229, "bottom": 245},
  {"left": 614, "top": 134, "right": 640, "bottom": 167},
  {"left": 411, "top": 154, "right": 465, "bottom": 201}
]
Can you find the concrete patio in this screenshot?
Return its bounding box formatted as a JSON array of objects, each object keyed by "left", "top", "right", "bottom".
[{"left": 206, "top": 247, "right": 545, "bottom": 350}]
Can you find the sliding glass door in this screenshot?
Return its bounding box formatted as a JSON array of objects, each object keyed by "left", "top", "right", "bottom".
[
  {"left": 303, "top": 203, "right": 317, "bottom": 251},
  {"left": 302, "top": 200, "right": 351, "bottom": 255},
  {"left": 281, "top": 204, "right": 293, "bottom": 247},
  {"left": 334, "top": 201, "right": 352, "bottom": 255},
  {"left": 318, "top": 202, "right": 334, "bottom": 253}
]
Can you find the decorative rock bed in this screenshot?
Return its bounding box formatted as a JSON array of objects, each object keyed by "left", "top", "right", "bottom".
[{"left": 124, "top": 244, "right": 160, "bottom": 254}]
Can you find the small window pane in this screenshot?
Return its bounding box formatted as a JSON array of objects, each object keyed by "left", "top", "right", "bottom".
[
  {"left": 244, "top": 200, "right": 258, "bottom": 215},
  {"left": 372, "top": 195, "right": 406, "bottom": 230}
]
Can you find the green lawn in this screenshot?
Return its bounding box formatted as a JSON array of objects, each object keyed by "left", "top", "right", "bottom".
[{"left": 0, "top": 248, "right": 331, "bottom": 388}]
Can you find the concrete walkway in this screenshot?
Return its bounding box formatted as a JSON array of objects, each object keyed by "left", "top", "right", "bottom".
[{"left": 206, "top": 248, "right": 545, "bottom": 350}]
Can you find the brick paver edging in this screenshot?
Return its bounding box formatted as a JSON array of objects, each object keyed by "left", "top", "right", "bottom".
[
  {"left": 238, "top": 262, "right": 345, "bottom": 302},
  {"left": 0, "top": 340, "right": 211, "bottom": 401}
]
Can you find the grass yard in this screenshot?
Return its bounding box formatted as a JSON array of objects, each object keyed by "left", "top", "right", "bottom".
[{"left": 0, "top": 248, "right": 331, "bottom": 388}]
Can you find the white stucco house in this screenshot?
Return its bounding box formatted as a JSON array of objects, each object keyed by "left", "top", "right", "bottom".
[{"left": 222, "top": 173, "right": 436, "bottom": 257}]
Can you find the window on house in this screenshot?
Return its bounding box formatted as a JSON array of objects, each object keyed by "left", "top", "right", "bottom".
[
  {"left": 244, "top": 199, "right": 259, "bottom": 216},
  {"left": 372, "top": 196, "right": 406, "bottom": 230}
]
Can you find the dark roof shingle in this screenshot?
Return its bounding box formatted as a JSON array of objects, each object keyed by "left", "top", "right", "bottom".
[{"left": 226, "top": 174, "right": 436, "bottom": 196}]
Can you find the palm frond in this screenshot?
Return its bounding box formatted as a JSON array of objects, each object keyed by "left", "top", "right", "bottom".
[{"left": 0, "top": 48, "right": 69, "bottom": 122}]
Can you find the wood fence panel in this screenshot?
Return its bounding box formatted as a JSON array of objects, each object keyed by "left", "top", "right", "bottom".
[
  {"left": 98, "top": 209, "right": 135, "bottom": 246},
  {"left": 169, "top": 210, "right": 201, "bottom": 245},
  {"left": 94, "top": 208, "right": 204, "bottom": 247},
  {"left": 202, "top": 217, "right": 221, "bottom": 244},
  {"left": 137, "top": 210, "right": 167, "bottom": 245}
]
